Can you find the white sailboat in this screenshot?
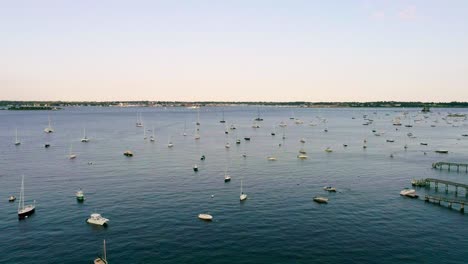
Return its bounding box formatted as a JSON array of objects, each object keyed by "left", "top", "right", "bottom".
[
  {"left": 14, "top": 128, "right": 21, "bottom": 145},
  {"left": 167, "top": 135, "right": 174, "bottom": 148},
  {"left": 194, "top": 127, "right": 201, "bottom": 140},
  {"left": 183, "top": 120, "right": 187, "bottom": 136},
  {"left": 44, "top": 115, "right": 54, "bottom": 133},
  {"left": 69, "top": 142, "right": 77, "bottom": 159},
  {"left": 224, "top": 166, "right": 231, "bottom": 182},
  {"left": 81, "top": 128, "right": 89, "bottom": 142},
  {"left": 150, "top": 126, "right": 155, "bottom": 142},
  {"left": 18, "top": 175, "right": 35, "bottom": 219},
  {"left": 136, "top": 113, "right": 143, "bottom": 127},
  {"left": 94, "top": 239, "right": 108, "bottom": 264},
  {"left": 240, "top": 179, "right": 247, "bottom": 201}
]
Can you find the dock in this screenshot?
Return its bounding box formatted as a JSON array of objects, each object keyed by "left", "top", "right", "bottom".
[
  {"left": 424, "top": 178, "right": 468, "bottom": 197},
  {"left": 424, "top": 195, "right": 466, "bottom": 213},
  {"left": 432, "top": 162, "right": 468, "bottom": 172}
]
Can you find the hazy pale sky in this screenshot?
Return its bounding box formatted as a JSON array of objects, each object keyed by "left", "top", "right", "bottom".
[{"left": 1, "top": 0, "right": 467, "bottom": 102}]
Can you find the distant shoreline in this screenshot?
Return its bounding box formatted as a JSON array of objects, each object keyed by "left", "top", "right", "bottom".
[{"left": 1, "top": 100, "right": 468, "bottom": 110}]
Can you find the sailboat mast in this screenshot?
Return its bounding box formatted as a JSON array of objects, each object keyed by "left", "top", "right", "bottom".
[
  {"left": 15, "top": 128, "right": 18, "bottom": 142},
  {"left": 240, "top": 179, "right": 243, "bottom": 195},
  {"left": 103, "top": 239, "right": 107, "bottom": 261}
]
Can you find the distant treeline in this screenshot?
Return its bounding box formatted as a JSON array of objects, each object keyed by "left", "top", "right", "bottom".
[{"left": 1, "top": 100, "right": 468, "bottom": 108}]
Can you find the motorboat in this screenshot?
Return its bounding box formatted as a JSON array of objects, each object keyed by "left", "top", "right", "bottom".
[
  {"left": 325, "top": 147, "right": 333, "bottom": 153},
  {"left": 420, "top": 142, "right": 428, "bottom": 146},
  {"left": 123, "top": 150, "right": 133, "bottom": 157},
  {"left": 386, "top": 139, "right": 395, "bottom": 143},
  {"left": 200, "top": 155, "right": 206, "bottom": 161},
  {"left": 87, "top": 213, "right": 109, "bottom": 226},
  {"left": 313, "top": 196, "right": 328, "bottom": 203},
  {"left": 267, "top": 156, "right": 277, "bottom": 161},
  {"left": 44, "top": 143, "right": 51, "bottom": 148},
  {"left": 244, "top": 137, "right": 251, "bottom": 141},
  {"left": 8, "top": 195, "right": 16, "bottom": 202},
  {"left": 236, "top": 139, "right": 241, "bottom": 144},
  {"left": 323, "top": 186, "right": 336, "bottom": 192},
  {"left": 198, "top": 214, "right": 213, "bottom": 221},
  {"left": 299, "top": 149, "right": 307, "bottom": 154},
  {"left": 400, "top": 188, "right": 418, "bottom": 198},
  {"left": 193, "top": 164, "right": 198, "bottom": 172},
  {"left": 76, "top": 189, "right": 84, "bottom": 202},
  {"left": 297, "top": 154, "right": 308, "bottom": 159},
  {"left": 224, "top": 174, "right": 231, "bottom": 182},
  {"left": 225, "top": 143, "right": 230, "bottom": 148},
  {"left": 300, "top": 138, "right": 306, "bottom": 143},
  {"left": 435, "top": 150, "right": 448, "bottom": 154}
]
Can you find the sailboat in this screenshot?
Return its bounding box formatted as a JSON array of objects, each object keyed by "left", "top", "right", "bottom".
[
  {"left": 143, "top": 127, "right": 147, "bottom": 140},
  {"left": 14, "top": 128, "right": 21, "bottom": 145},
  {"left": 271, "top": 126, "right": 276, "bottom": 136},
  {"left": 94, "top": 239, "right": 108, "bottom": 264},
  {"left": 136, "top": 113, "right": 143, "bottom": 127},
  {"left": 196, "top": 108, "right": 201, "bottom": 126},
  {"left": 18, "top": 175, "right": 35, "bottom": 219},
  {"left": 183, "top": 121, "right": 187, "bottom": 136},
  {"left": 240, "top": 179, "right": 247, "bottom": 201},
  {"left": 81, "top": 128, "right": 89, "bottom": 142},
  {"left": 224, "top": 167, "right": 231, "bottom": 182},
  {"left": 69, "top": 142, "right": 77, "bottom": 159},
  {"left": 150, "top": 126, "right": 155, "bottom": 142},
  {"left": 44, "top": 115, "right": 54, "bottom": 133},
  {"left": 254, "top": 107, "right": 263, "bottom": 121},
  {"left": 220, "top": 108, "right": 226, "bottom": 123},
  {"left": 167, "top": 135, "right": 174, "bottom": 148},
  {"left": 194, "top": 127, "right": 201, "bottom": 140}
]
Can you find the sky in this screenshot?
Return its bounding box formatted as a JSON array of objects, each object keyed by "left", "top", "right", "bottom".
[{"left": 1, "top": 0, "right": 468, "bottom": 102}]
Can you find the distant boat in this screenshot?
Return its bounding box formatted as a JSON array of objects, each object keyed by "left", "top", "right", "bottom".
[
  {"left": 150, "top": 126, "right": 155, "bottom": 142},
  {"left": 300, "top": 138, "right": 306, "bottom": 143},
  {"left": 87, "top": 213, "right": 109, "bottom": 226},
  {"left": 196, "top": 108, "right": 201, "bottom": 125},
  {"left": 9, "top": 195, "right": 16, "bottom": 202},
  {"left": 240, "top": 179, "right": 247, "bottom": 201},
  {"left": 297, "top": 154, "right": 308, "bottom": 159},
  {"left": 220, "top": 108, "right": 226, "bottom": 123},
  {"left": 325, "top": 147, "right": 333, "bottom": 153},
  {"left": 225, "top": 142, "right": 230, "bottom": 148},
  {"left": 44, "top": 115, "right": 54, "bottom": 133},
  {"left": 271, "top": 126, "right": 276, "bottom": 136},
  {"left": 435, "top": 150, "right": 448, "bottom": 154},
  {"left": 123, "top": 150, "right": 133, "bottom": 157},
  {"left": 323, "top": 186, "right": 336, "bottom": 192},
  {"left": 94, "top": 240, "right": 108, "bottom": 264},
  {"left": 386, "top": 139, "right": 395, "bottom": 143},
  {"left": 44, "top": 143, "right": 51, "bottom": 148},
  {"left": 267, "top": 156, "right": 277, "bottom": 161},
  {"left": 244, "top": 137, "right": 251, "bottom": 141},
  {"left": 81, "top": 128, "right": 90, "bottom": 142},
  {"left": 167, "top": 135, "right": 174, "bottom": 148},
  {"left": 224, "top": 167, "right": 231, "bottom": 182},
  {"left": 254, "top": 107, "right": 263, "bottom": 121},
  {"left": 194, "top": 127, "right": 201, "bottom": 140},
  {"left": 420, "top": 142, "right": 428, "bottom": 146},
  {"left": 279, "top": 121, "right": 287, "bottom": 128},
  {"left": 198, "top": 214, "right": 213, "bottom": 221},
  {"left": 76, "top": 189, "right": 84, "bottom": 202},
  {"left": 252, "top": 122, "right": 260, "bottom": 128},
  {"left": 136, "top": 113, "right": 143, "bottom": 127},
  {"left": 14, "top": 128, "right": 21, "bottom": 145},
  {"left": 183, "top": 121, "right": 187, "bottom": 136},
  {"left": 236, "top": 139, "right": 241, "bottom": 144},
  {"left": 200, "top": 155, "right": 206, "bottom": 161},
  {"left": 18, "top": 175, "right": 36, "bottom": 219},
  {"left": 68, "top": 142, "right": 77, "bottom": 159},
  {"left": 193, "top": 164, "right": 198, "bottom": 172}
]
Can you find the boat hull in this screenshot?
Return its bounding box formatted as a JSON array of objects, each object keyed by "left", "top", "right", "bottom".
[{"left": 18, "top": 207, "right": 35, "bottom": 219}]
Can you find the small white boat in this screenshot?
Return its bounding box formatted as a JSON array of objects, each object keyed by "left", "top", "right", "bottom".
[
  {"left": 279, "top": 122, "right": 287, "bottom": 128},
  {"left": 400, "top": 188, "right": 418, "bottom": 198},
  {"left": 87, "top": 213, "right": 109, "bottom": 226},
  {"left": 267, "top": 156, "right": 277, "bottom": 161},
  {"left": 68, "top": 142, "right": 77, "bottom": 159},
  {"left": 300, "top": 138, "right": 306, "bottom": 143},
  {"left": 81, "top": 128, "right": 90, "bottom": 142},
  {"left": 225, "top": 143, "right": 230, "bottom": 148},
  {"left": 325, "top": 147, "right": 333, "bottom": 153},
  {"left": 76, "top": 189, "right": 84, "bottom": 201},
  {"left": 44, "top": 116, "right": 54, "bottom": 133},
  {"left": 224, "top": 174, "right": 231, "bottom": 182},
  {"left": 123, "top": 150, "right": 133, "bottom": 157},
  {"left": 313, "top": 196, "right": 328, "bottom": 203},
  {"left": 136, "top": 113, "right": 143, "bottom": 127},
  {"left": 297, "top": 154, "right": 308, "bottom": 159},
  {"left": 295, "top": 119, "right": 304, "bottom": 124},
  {"left": 94, "top": 239, "right": 108, "bottom": 264},
  {"left": 240, "top": 179, "right": 247, "bottom": 201},
  {"left": 198, "top": 214, "right": 213, "bottom": 221},
  {"left": 323, "top": 186, "right": 336, "bottom": 192},
  {"left": 9, "top": 195, "right": 16, "bottom": 202},
  {"left": 193, "top": 164, "right": 198, "bottom": 172},
  {"left": 167, "top": 142, "right": 174, "bottom": 148},
  {"left": 14, "top": 128, "right": 21, "bottom": 145}
]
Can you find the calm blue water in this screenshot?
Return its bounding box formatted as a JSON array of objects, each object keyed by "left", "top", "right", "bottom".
[{"left": 0, "top": 107, "right": 467, "bottom": 264}]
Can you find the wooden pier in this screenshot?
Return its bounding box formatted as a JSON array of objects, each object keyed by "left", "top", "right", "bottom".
[
  {"left": 424, "top": 178, "right": 468, "bottom": 197},
  {"left": 424, "top": 195, "right": 466, "bottom": 213},
  {"left": 432, "top": 162, "right": 468, "bottom": 173}
]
